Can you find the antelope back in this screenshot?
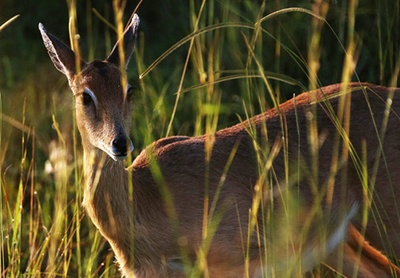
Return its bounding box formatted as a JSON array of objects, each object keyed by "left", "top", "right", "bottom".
[{"left": 39, "top": 14, "right": 140, "bottom": 160}]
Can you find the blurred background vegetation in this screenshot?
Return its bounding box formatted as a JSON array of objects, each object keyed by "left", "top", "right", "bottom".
[{"left": 0, "top": 0, "right": 399, "bottom": 276}]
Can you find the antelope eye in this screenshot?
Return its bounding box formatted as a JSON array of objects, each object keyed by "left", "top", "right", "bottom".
[
  {"left": 127, "top": 84, "right": 133, "bottom": 100},
  {"left": 82, "top": 91, "right": 93, "bottom": 106}
]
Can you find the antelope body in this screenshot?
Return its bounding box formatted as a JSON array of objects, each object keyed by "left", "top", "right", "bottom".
[{"left": 39, "top": 13, "right": 400, "bottom": 277}]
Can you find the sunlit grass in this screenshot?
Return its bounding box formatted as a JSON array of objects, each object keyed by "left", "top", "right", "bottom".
[{"left": 1, "top": 0, "right": 399, "bottom": 277}]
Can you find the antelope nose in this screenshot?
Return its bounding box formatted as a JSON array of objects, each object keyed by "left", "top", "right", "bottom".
[{"left": 112, "top": 136, "right": 134, "bottom": 158}]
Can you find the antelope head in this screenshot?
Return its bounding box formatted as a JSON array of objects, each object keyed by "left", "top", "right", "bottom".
[{"left": 39, "top": 14, "right": 140, "bottom": 161}]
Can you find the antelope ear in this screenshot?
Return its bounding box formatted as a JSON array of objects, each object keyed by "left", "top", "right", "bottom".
[
  {"left": 106, "top": 13, "right": 140, "bottom": 68},
  {"left": 39, "top": 23, "right": 83, "bottom": 78}
]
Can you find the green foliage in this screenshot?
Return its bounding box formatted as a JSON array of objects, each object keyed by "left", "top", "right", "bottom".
[{"left": 0, "top": 0, "right": 398, "bottom": 277}]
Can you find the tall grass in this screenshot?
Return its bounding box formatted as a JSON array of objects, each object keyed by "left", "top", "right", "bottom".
[{"left": 1, "top": 0, "right": 399, "bottom": 277}]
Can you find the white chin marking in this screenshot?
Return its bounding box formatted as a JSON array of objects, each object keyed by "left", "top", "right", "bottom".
[{"left": 114, "top": 155, "right": 127, "bottom": 161}]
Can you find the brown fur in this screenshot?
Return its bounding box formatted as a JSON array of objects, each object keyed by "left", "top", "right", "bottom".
[
  {"left": 325, "top": 224, "right": 400, "bottom": 277},
  {"left": 39, "top": 13, "right": 400, "bottom": 278}
]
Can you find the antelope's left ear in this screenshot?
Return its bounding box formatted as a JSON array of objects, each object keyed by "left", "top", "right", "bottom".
[{"left": 106, "top": 13, "right": 140, "bottom": 68}]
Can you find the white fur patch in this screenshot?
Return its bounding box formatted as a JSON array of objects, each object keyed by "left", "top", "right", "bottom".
[
  {"left": 300, "top": 202, "right": 359, "bottom": 273},
  {"left": 256, "top": 202, "right": 359, "bottom": 277}
]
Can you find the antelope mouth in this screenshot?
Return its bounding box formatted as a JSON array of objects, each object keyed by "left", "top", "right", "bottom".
[
  {"left": 108, "top": 140, "right": 134, "bottom": 161},
  {"left": 113, "top": 153, "right": 129, "bottom": 161}
]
